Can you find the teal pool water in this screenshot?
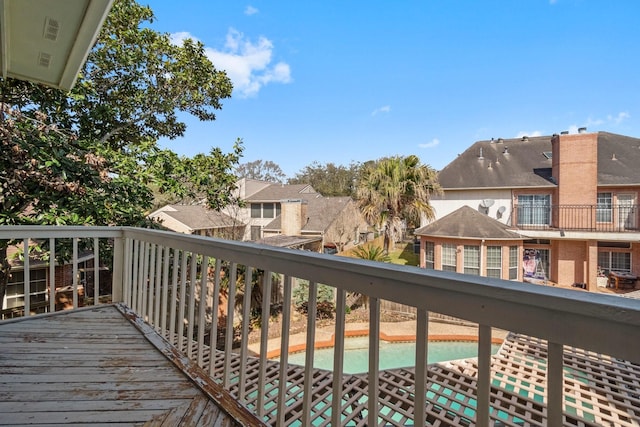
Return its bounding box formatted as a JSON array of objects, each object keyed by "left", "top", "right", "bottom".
[{"left": 281, "top": 336, "right": 501, "bottom": 374}]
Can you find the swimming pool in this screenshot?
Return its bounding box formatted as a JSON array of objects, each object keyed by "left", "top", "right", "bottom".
[{"left": 282, "top": 336, "right": 501, "bottom": 374}]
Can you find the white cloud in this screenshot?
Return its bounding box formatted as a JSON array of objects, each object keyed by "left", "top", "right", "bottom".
[
  {"left": 209, "top": 29, "right": 291, "bottom": 97},
  {"left": 245, "top": 5, "right": 259, "bottom": 15},
  {"left": 371, "top": 105, "right": 391, "bottom": 116},
  {"left": 516, "top": 130, "right": 542, "bottom": 138},
  {"left": 170, "top": 29, "right": 292, "bottom": 98},
  {"left": 419, "top": 138, "right": 440, "bottom": 149},
  {"left": 609, "top": 111, "right": 630, "bottom": 124},
  {"left": 169, "top": 31, "right": 199, "bottom": 46},
  {"left": 566, "top": 111, "right": 630, "bottom": 134}
]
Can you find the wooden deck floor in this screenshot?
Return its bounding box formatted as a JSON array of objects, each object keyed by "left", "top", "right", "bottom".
[{"left": 0, "top": 305, "right": 262, "bottom": 427}]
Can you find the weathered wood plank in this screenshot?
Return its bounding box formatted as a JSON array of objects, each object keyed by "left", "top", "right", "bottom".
[
  {"left": 0, "top": 304, "right": 244, "bottom": 427},
  {"left": 0, "top": 398, "right": 197, "bottom": 413}
]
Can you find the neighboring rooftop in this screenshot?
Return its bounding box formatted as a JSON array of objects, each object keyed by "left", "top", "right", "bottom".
[
  {"left": 253, "top": 234, "right": 322, "bottom": 249},
  {"left": 245, "top": 183, "right": 317, "bottom": 202},
  {"left": 264, "top": 196, "right": 354, "bottom": 233},
  {"left": 438, "top": 131, "right": 640, "bottom": 190},
  {"left": 415, "top": 205, "right": 523, "bottom": 240},
  {"left": 150, "top": 205, "right": 240, "bottom": 231}
]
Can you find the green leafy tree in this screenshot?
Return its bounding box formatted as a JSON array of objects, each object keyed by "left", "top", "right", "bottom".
[
  {"left": 289, "top": 161, "right": 362, "bottom": 196},
  {"left": 293, "top": 280, "right": 335, "bottom": 320},
  {"left": 236, "top": 160, "right": 286, "bottom": 183},
  {"left": 0, "top": 0, "right": 240, "bottom": 307},
  {"left": 356, "top": 155, "right": 440, "bottom": 253}
]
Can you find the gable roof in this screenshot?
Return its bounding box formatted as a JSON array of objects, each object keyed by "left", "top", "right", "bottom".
[
  {"left": 414, "top": 205, "right": 523, "bottom": 240},
  {"left": 246, "top": 183, "right": 317, "bottom": 202},
  {"left": 438, "top": 131, "right": 640, "bottom": 190},
  {"left": 263, "top": 196, "right": 354, "bottom": 233},
  {"left": 150, "top": 205, "right": 240, "bottom": 231}
]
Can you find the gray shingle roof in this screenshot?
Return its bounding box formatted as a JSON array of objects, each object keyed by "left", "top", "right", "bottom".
[
  {"left": 254, "top": 235, "right": 322, "bottom": 248},
  {"left": 414, "top": 205, "right": 523, "bottom": 240},
  {"left": 245, "top": 184, "right": 316, "bottom": 201},
  {"left": 158, "top": 205, "right": 240, "bottom": 230},
  {"left": 438, "top": 132, "right": 640, "bottom": 190},
  {"left": 263, "top": 196, "right": 353, "bottom": 232}
]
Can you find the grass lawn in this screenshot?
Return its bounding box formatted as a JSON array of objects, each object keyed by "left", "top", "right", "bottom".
[{"left": 388, "top": 241, "right": 419, "bottom": 266}]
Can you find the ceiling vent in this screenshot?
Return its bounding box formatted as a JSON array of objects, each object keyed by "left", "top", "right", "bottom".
[
  {"left": 38, "top": 52, "right": 52, "bottom": 68},
  {"left": 43, "top": 17, "right": 61, "bottom": 41}
]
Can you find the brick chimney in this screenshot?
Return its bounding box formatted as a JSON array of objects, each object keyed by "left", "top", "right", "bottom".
[
  {"left": 551, "top": 130, "right": 598, "bottom": 206},
  {"left": 280, "top": 199, "right": 308, "bottom": 236}
]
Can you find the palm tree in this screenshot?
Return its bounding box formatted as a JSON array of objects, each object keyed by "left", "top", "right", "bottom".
[
  {"left": 351, "top": 244, "right": 391, "bottom": 262},
  {"left": 356, "top": 155, "right": 440, "bottom": 253}
]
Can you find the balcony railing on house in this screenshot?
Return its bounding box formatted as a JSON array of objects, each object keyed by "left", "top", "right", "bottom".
[
  {"left": 1, "top": 226, "right": 640, "bottom": 426},
  {"left": 513, "top": 204, "right": 640, "bottom": 232}
]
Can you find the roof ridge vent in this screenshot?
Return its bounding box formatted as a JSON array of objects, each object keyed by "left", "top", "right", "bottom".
[
  {"left": 521, "top": 135, "right": 529, "bottom": 142},
  {"left": 578, "top": 127, "right": 587, "bottom": 133}
]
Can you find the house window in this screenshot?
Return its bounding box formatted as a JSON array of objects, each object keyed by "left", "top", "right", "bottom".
[
  {"left": 441, "top": 244, "right": 457, "bottom": 272},
  {"left": 596, "top": 192, "right": 612, "bottom": 223},
  {"left": 517, "top": 195, "right": 550, "bottom": 226},
  {"left": 523, "top": 248, "right": 550, "bottom": 280},
  {"left": 263, "top": 203, "right": 275, "bottom": 218},
  {"left": 250, "top": 226, "right": 261, "bottom": 240},
  {"left": 250, "top": 204, "right": 262, "bottom": 218},
  {"left": 463, "top": 245, "right": 480, "bottom": 275},
  {"left": 598, "top": 251, "right": 631, "bottom": 275},
  {"left": 250, "top": 203, "right": 281, "bottom": 219},
  {"left": 3, "top": 269, "right": 47, "bottom": 311},
  {"left": 509, "top": 246, "right": 519, "bottom": 279},
  {"left": 486, "top": 246, "right": 502, "bottom": 279},
  {"left": 424, "top": 241, "right": 434, "bottom": 269}
]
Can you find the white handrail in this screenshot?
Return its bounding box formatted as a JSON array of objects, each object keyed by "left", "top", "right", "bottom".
[{"left": 3, "top": 225, "right": 640, "bottom": 426}]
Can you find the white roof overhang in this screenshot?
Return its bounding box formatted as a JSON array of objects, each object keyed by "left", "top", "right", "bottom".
[{"left": 0, "top": 0, "right": 113, "bottom": 90}]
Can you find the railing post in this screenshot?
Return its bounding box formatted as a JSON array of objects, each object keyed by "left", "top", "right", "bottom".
[
  {"left": 23, "top": 239, "right": 30, "bottom": 316},
  {"left": 302, "top": 280, "right": 318, "bottom": 426},
  {"left": 111, "top": 237, "right": 125, "bottom": 302},
  {"left": 332, "top": 288, "right": 347, "bottom": 427},
  {"left": 547, "top": 341, "right": 564, "bottom": 426},
  {"left": 476, "top": 324, "right": 492, "bottom": 427},
  {"left": 414, "top": 309, "right": 429, "bottom": 427},
  {"left": 368, "top": 296, "right": 380, "bottom": 427},
  {"left": 49, "top": 238, "right": 55, "bottom": 313}
]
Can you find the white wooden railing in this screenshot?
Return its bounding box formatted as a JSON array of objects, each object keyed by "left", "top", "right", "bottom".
[{"left": 2, "top": 226, "right": 640, "bottom": 426}]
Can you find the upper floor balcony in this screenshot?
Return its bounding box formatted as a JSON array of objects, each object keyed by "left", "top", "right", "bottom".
[
  {"left": 513, "top": 203, "right": 639, "bottom": 233},
  {"left": 1, "top": 225, "right": 640, "bottom": 426}
]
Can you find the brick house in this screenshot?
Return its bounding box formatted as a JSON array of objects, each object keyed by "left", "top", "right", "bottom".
[{"left": 417, "top": 129, "right": 640, "bottom": 291}]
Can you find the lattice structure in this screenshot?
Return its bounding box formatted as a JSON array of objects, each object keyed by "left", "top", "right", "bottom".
[{"left": 167, "top": 333, "right": 639, "bottom": 426}]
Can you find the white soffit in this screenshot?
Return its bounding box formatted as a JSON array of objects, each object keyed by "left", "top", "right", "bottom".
[{"left": 0, "top": 0, "right": 113, "bottom": 91}]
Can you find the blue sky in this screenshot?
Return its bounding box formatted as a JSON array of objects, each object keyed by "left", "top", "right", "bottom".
[{"left": 151, "top": 1, "right": 640, "bottom": 178}]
